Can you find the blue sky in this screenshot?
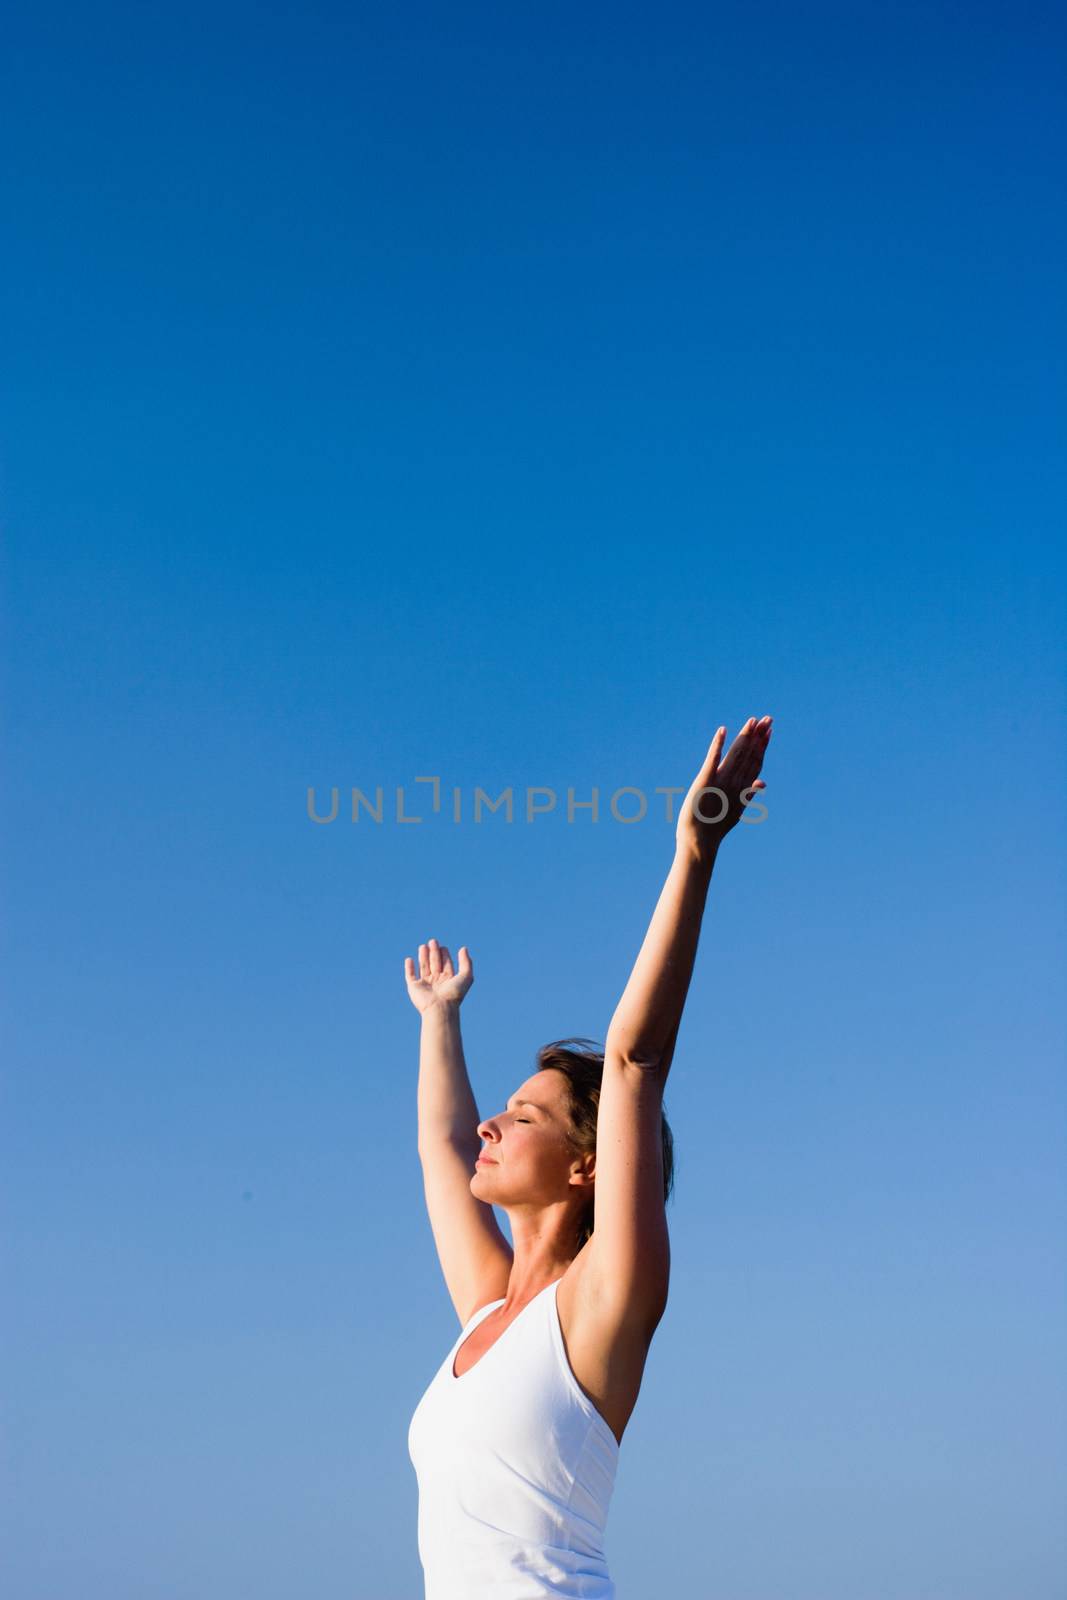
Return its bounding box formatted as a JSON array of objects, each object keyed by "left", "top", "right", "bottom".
[{"left": 2, "top": 2, "right": 1065, "bottom": 1595}]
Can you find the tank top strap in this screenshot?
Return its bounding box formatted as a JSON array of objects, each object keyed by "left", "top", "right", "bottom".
[
  {"left": 470, "top": 1296, "right": 505, "bottom": 1329},
  {"left": 454, "top": 1295, "right": 504, "bottom": 1343}
]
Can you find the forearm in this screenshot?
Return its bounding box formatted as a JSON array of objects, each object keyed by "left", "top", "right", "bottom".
[
  {"left": 606, "top": 838, "right": 718, "bottom": 1065},
  {"left": 416, "top": 1002, "right": 482, "bottom": 1151}
]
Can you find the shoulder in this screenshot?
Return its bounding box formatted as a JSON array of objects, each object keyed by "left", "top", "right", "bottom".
[
  {"left": 563, "top": 1232, "right": 669, "bottom": 1339},
  {"left": 555, "top": 1243, "right": 668, "bottom": 1446}
]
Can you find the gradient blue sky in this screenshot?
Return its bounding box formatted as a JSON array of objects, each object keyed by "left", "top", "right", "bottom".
[{"left": 3, "top": 3, "right": 1065, "bottom": 1596}]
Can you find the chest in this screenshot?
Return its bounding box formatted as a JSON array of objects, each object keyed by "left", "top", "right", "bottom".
[
  {"left": 451, "top": 1304, "right": 519, "bottom": 1377},
  {"left": 451, "top": 1272, "right": 656, "bottom": 1447}
]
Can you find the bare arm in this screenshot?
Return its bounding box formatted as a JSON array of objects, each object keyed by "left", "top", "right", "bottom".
[
  {"left": 606, "top": 717, "right": 772, "bottom": 1069},
  {"left": 417, "top": 1001, "right": 482, "bottom": 1152},
  {"left": 405, "top": 940, "right": 481, "bottom": 1149},
  {"left": 588, "top": 718, "right": 773, "bottom": 1325},
  {"left": 605, "top": 844, "right": 717, "bottom": 1067},
  {"left": 405, "top": 939, "right": 513, "bottom": 1321}
]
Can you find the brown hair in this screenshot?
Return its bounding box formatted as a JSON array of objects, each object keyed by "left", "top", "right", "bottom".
[{"left": 536, "top": 1036, "right": 676, "bottom": 1252}]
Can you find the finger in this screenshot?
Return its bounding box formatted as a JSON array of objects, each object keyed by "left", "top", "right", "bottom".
[
  {"left": 440, "top": 944, "right": 454, "bottom": 975},
  {"left": 743, "top": 722, "right": 768, "bottom": 771},
  {"left": 752, "top": 720, "right": 772, "bottom": 770},
  {"left": 721, "top": 719, "right": 754, "bottom": 768},
  {"left": 418, "top": 942, "right": 430, "bottom": 980},
  {"left": 724, "top": 718, "right": 771, "bottom": 790},
  {"left": 458, "top": 946, "right": 473, "bottom": 976},
  {"left": 725, "top": 742, "right": 764, "bottom": 798},
  {"left": 742, "top": 715, "right": 771, "bottom": 759},
  {"left": 405, "top": 956, "right": 415, "bottom": 979},
  {"left": 699, "top": 726, "right": 727, "bottom": 780},
  {"left": 428, "top": 938, "right": 442, "bottom": 976},
  {"left": 744, "top": 745, "right": 768, "bottom": 787},
  {"left": 717, "top": 725, "right": 751, "bottom": 784}
]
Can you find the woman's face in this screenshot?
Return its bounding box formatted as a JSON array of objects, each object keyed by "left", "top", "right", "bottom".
[{"left": 471, "top": 1069, "right": 592, "bottom": 1207}]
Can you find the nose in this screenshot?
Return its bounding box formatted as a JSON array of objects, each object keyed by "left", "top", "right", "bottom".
[{"left": 477, "top": 1114, "right": 501, "bottom": 1144}]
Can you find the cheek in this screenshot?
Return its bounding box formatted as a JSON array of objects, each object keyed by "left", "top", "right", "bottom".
[
  {"left": 509, "top": 1130, "right": 542, "bottom": 1162},
  {"left": 530, "top": 1132, "right": 568, "bottom": 1168}
]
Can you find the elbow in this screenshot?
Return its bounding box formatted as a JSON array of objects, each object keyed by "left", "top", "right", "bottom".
[{"left": 604, "top": 1034, "right": 665, "bottom": 1072}]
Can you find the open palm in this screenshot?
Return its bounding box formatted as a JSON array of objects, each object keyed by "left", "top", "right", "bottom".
[
  {"left": 403, "top": 938, "right": 474, "bottom": 1013},
  {"left": 677, "top": 715, "right": 773, "bottom": 854}
]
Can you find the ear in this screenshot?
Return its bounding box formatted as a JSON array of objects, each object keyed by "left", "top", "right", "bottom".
[{"left": 569, "top": 1150, "right": 596, "bottom": 1189}]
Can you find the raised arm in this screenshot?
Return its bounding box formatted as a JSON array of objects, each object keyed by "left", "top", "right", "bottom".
[
  {"left": 412, "top": 976, "right": 481, "bottom": 1150},
  {"left": 605, "top": 716, "right": 772, "bottom": 1072},
  {"left": 405, "top": 940, "right": 514, "bottom": 1323},
  {"left": 586, "top": 718, "right": 773, "bottom": 1329}
]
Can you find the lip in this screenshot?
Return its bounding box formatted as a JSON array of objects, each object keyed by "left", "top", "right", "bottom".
[{"left": 476, "top": 1156, "right": 496, "bottom": 1165}]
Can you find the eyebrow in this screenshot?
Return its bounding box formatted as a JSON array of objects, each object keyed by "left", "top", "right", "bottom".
[{"left": 507, "top": 1098, "right": 545, "bottom": 1114}]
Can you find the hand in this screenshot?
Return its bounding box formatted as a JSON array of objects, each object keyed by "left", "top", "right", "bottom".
[
  {"left": 676, "top": 716, "right": 773, "bottom": 856},
  {"left": 403, "top": 938, "right": 474, "bottom": 1013}
]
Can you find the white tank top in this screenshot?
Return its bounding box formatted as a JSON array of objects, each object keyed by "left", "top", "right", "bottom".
[{"left": 407, "top": 1276, "right": 619, "bottom": 1597}]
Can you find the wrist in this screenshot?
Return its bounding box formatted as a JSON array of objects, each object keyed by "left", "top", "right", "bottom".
[
  {"left": 676, "top": 833, "right": 720, "bottom": 872},
  {"left": 421, "top": 998, "right": 461, "bottom": 1021}
]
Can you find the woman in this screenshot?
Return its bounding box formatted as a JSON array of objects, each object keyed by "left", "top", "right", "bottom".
[{"left": 405, "top": 717, "right": 773, "bottom": 1597}]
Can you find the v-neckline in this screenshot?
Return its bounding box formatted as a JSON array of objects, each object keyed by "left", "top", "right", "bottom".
[{"left": 450, "top": 1278, "right": 560, "bottom": 1381}]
